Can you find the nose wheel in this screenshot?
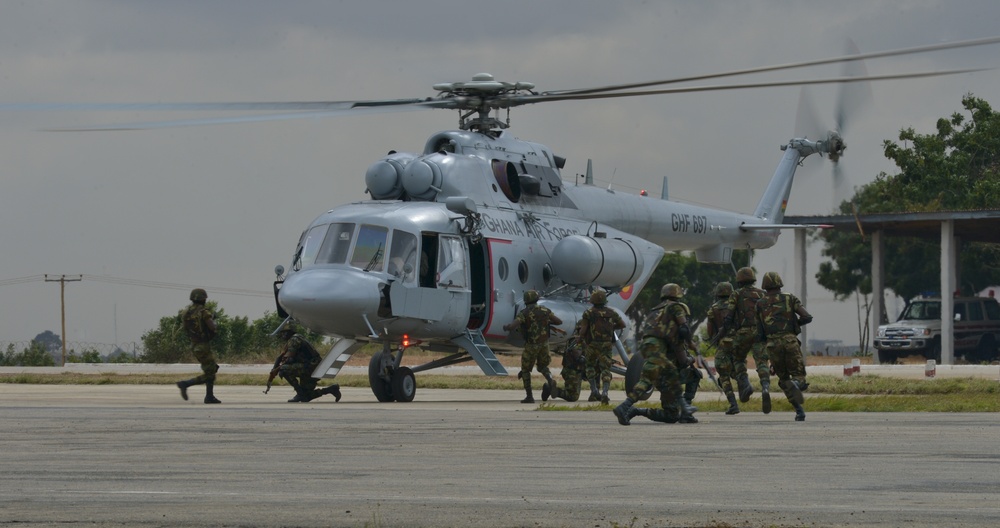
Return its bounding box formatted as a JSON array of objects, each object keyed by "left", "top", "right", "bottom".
[{"left": 368, "top": 348, "right": 417, "bottom": 402}]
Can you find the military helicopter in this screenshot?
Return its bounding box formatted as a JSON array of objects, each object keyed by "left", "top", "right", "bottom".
[{"left": 16, "top": 36, "right": 1000, "bottom": 402}]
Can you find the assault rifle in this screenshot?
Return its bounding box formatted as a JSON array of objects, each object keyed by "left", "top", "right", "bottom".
[
  {"left": 688, "top": 341, "right": 724, "bottom": 394},
  {"left": 263, "top": 352, "right": 289, "bottom": 394}
]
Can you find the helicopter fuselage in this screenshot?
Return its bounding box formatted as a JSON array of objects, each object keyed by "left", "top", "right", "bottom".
[{"left": 276, "top": 128, "right": 810, "bottom": 359}]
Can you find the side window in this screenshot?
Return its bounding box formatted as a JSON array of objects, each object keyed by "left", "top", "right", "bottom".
[
  {"left": 954, "top": 302, "right": 967, "bottom": 322},
  {"left": 986, "top": 301, "right": 1000, "bottom": 320},
  {"left": 387, "top": 230, "right": 418, "bottom": 284},
  {"left": 436, "top": 235, "right": 467, "bottom": 288},
  {"left": 350, "top": 225, "right": 388, "bottom": 271},
  {"left": 315, "top": 223, "right": 355, "bottom": 265},
  {"left": 968, "top": 301, "right": 984, "bottom": 322}
]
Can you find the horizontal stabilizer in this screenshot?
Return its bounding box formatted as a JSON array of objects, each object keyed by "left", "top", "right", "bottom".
[{"left": 740, "top": 223, "right": 832, "bottom": 231}]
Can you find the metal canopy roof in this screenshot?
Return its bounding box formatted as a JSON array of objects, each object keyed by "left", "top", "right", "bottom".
[{"left": 785, "top": 210, "right": 1000, "bottom": 243}]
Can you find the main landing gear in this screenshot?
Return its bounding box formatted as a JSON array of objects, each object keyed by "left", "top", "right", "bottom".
[{"left": 368, "top": 341, "right": 417, "bottom": 402}]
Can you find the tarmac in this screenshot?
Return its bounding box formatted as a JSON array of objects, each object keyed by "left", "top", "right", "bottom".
[{"left": 1, "top": 367, "right": 999, "bottom": 527}]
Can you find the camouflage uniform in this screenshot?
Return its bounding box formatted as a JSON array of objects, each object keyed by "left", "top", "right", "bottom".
[
  {"left": 273, "top": 332, "right": 341, "bottom": 403},
  {"left": 613, "top": 283, "right": 697, "bottom": 425},
  {"left": 175, "top": 289, "right": 221, "bottom": 404},
  {"left": 548, "top": 342, "right": 585, "bottom": 402},
  {"left": 579, "top": 292, "right": 626, "bottom": 404},
  {"left": 756, "top": 272, "right": 812, "bottom": 421},
  {"left": 726, "top": 275, "right": 770, "bottom": 405},
  {"left": 504, "top": 291, "right": 562, "bottom": 403},
  {"left": 706, "top": 282, "right": 740, "bottom": 414}
]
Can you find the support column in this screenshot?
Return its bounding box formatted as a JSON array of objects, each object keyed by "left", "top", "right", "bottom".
[
  {"left": 871, "top": 230, "right": 885, "bottom": 362},
  {"left": 941, "top": 220, "right": 956, "bottom": 365}
]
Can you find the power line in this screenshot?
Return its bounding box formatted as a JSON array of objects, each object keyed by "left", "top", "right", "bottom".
[{"left": 0, "top": 274, "right": 271, "bottom": 298}]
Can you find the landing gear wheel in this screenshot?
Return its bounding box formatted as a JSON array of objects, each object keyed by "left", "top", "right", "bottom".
[
  {"left": 391, "top": 366, "right": 416, "bottom": 402},
  {"left": 624, "top": 352, "right": 652, "bottom": 401},
  {"left": 368, "top": 351, "right": 394, "bottom": 402}
]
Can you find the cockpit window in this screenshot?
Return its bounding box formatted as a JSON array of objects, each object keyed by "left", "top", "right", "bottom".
[
  {"left": 387, "top": 230, "right": 419, "bottom": 284},
  {"left": 315, "top": 223, "right": 355, "bottom": 265},
  {"left": 297, "top": 224, "right": 329, "bottom": 270},
  {"left": 351, "top": 224, "right": 388, "bottom": 272}
]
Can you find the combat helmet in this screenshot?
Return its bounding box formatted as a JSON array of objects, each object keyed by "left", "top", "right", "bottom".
[
  {"left": 590, "top": 289, "right": 608, "bottom": 305},
  {"left": 660, "top": 283, "right": 683, "bottom": 300},
  {"left": 714, "top": 281, "right": 733, "bottom": 297},
  {"left": 189, "top": 288, "right": 208, "bottom": 303},
  {"left": 277, "top": 323, "right": 301, "bottom": 339},
  {"left": 761, "top": 271, "right": 784, "bottom": 290},
  {"left": 523, "top": 290, "right": 539, "bottom": 305},
  {"left": 735, "top": 267, "right": 756, "bottom": 285}
]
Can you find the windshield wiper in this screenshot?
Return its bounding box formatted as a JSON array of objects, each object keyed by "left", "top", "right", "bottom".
[{"left": 364, "top": 244, "right": 383, "bottom": 272}]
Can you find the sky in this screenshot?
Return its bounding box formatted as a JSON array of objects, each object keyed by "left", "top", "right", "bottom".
[{"left": 1, "top": 0, "right": 999, "bottom": 352}]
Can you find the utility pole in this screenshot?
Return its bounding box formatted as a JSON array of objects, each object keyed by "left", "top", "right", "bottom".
[{"left": 45, "top": 274, "right": 82, "bottom": 366}]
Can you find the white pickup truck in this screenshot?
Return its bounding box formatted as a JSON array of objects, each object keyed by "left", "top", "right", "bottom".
[{"left": 873, "top": 296, "right": 1000, "bottom": 363}]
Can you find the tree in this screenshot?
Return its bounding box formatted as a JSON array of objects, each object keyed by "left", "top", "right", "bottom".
[
  {"left": 817, "top": 95, "right": 1000, "bottom": 305},
  {"left": 140, "top": 304, "right": 325, "bottom": 363},
  {"left": 627, "top": 250, "right": 752, "bottom": 336}
]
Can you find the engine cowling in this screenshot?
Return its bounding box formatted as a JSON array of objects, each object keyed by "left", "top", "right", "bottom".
[
  {"left": 365, "top": 152, "right": 416, "bottom": 200},
  {"left": 551, "top": 235, "right": 644, "bottom": 289}
]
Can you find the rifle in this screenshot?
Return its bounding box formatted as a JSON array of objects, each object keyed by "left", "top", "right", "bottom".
[
  {"left": 688, "top": 341, "right": 724, "bottom": 394},
  {"left": 263, "top": 351, "right": 289, "bottom": 394}
]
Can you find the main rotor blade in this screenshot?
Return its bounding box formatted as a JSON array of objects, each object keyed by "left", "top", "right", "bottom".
[
  {"left": 41, "top": 101, "right": 443, "bottom": 131},
  {"left": 0, "top": 98, "right": 434, "bottom": 113},
  {"left": 516, "top": 68, "right": 987, "bottom": 105},
  {"left": 545, "top": 35, "right": 1000, "bottom": 96}
]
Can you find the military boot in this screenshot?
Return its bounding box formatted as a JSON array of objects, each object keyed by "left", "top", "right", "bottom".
[
  {"left": 549, "top": 384, "right": 563, "bottom": 400},
  {"left": 204, "top": 381, "right": 221, "bottom": 404},
  {"left": 737, "top": 374, "right": 754, "bottom": 403},
  {"left": 648, "top": 408, "right": 679, "bottom": 424},
  {"left": 587, "top": 378, "right": 600, "bottom": 402},
  {"left": 627, "top": 405, "right": 646, "bottom": 422},
  {"left": 600, "top": 381, "right": 611, "bottom": 405},
  {"left": 321, "top": 384, "right": 342, "bottom": 402},
  {"left": 760, "top": 378, "right": 772, "bottom": 414},
  {"left": 613, "top": 397, "right": 635, "bottom": 426},
  {"left": 541, "top": 375, "right": 556, "bottom": 402},
  {"left": 287, "top": 393, "right": 305, "bottom": 403},
  {"left": 521, "top": 376, "right": 534, "bottom": 404},
  {"left": 725, "top": 392, "right": 740, "bottom": 415},
  {"left": 175, "top": 378, "right": 198, "bottom": 401},
  {"left": 786, "top": 379, "right": 804, "bottom": 405},
  {"left": 793, "top": 401, "right": 806, "bottom": 421},
  {"left": 677, "top": 390, "right": 698, "bottom": 423}
]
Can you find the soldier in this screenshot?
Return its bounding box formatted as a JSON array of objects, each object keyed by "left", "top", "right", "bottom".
[
  {"left": 725, "top": 267, "right": 772, "bottom": 414},
  {"left": 579, "top": 289, "right": 626, "bottom": 404},
  {"left": 706, "top": 281, "right": 740, "bottom": 414},
  {"left": 503, "top": 290, "right": 562, "bottom": 404},
  {"left": 175, "top": 288, "right": 222, "bottom": 404},
  {"left": 544, "top": 322, "right": 585, "bottom": 402},
  {"left": 756, "top": 272, "right": 812, "bottom": 421},
  {"left": 271, "top": 325, "right": 342, "bottom": 403},
  {"left": 613, "top": 283, "right": 697, "bottom": 425}
]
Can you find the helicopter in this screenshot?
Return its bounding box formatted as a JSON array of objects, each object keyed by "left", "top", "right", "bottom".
[{"left": 14, "top": 36, "right": 1000, "bottom": 402}]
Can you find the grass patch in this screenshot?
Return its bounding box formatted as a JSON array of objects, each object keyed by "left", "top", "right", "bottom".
[{"left": 2, "top": 372, "right": 998, "bottom": 411}]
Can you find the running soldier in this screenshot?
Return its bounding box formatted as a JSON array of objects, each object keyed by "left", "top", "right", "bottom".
[
  {"left": 756, "top": 272, "right": 812, "bottom": 421},
  {"left": 503, "top": 290, "right": 562, "bottom": 403},
  {"left": 706, "top": 281, "right": 740, "bottom": 414},
  {"left": 725, "top": 267, "right": 772, "bottom": 414},
  {"left": 579, "top": 290, "right": 626, "bottom": 404},
  {"left": 175, "top": 288, "right": 222, "bottom": 404}
]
